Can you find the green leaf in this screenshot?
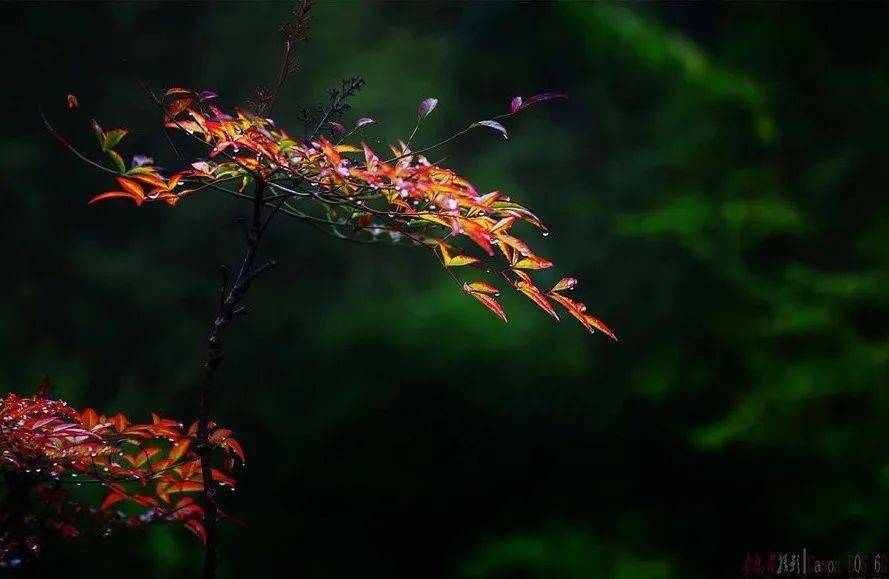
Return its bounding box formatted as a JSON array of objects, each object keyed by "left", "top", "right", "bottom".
[
  {"left": 126, "top": 166, "right": 156, "bottom": 176},
  {"left": 107, "top": 149, "right": 126, "bottom": 173},
  {"left": 102, "top": 129, "right": 129, "bottom": 152}
]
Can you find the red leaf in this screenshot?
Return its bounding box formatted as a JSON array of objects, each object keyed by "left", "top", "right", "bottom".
[
  {"left": 67, "top": 94, "right": 79, "bottom": 109},
  {"left": 101, "top": 492, "right": 126, "bottom": 511},
  {"left": 31, "top": 417, "right": 58, "bottom": 430},
  {"left": 224, "top": 437, "right": 245, "bottom": 463},
  {"left": 61, "top": 524, "right": 79, "bottom": 538},
  {"left": 81, "top": 408, "right": 99, "bottom": 429},
  {"left": 185, "top": 519, "right": 207, "bottom": 543},
  {"left": 210, "top": 468, "right": 236, "bottom": 486}
]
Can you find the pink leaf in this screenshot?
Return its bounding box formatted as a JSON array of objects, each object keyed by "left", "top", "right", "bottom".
[
  {"left": 355, "top": 117, "right": 375, "bottom": 128},
  {"left": 522, "top": 92, "right": 567, "bottom": 110},
  {"left": 329, "top": 121, "right": 345, "bottom": 134},
  {"left": 510, "top": 96, "right": 523, "bottom": 113},
  {"left": 472, "top": 120, "right": 508, "bottom": 140},
  {"left": 418, "top": 98, "right": 438, "bottom": 119}
]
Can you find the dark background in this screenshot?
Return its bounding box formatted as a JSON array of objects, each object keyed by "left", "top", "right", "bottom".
[{"left": 1, "top": 1, "right": 887, "bottom": 577}]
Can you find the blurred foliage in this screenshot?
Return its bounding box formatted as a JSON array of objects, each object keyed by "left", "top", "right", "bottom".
[{"left": 0, "top": 1, "right": 886, "bottom": 578}]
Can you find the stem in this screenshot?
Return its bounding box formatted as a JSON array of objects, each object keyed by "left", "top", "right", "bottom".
[{"left": 195, "top": 181, "right": 273, "bottom": 579}]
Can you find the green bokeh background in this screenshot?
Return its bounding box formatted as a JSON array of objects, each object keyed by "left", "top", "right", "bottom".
[{"left": 1, "top": 1, "right": 887, "bottom": 577}]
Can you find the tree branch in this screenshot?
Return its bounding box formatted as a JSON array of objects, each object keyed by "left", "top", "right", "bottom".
[{"left": 195, "top": 179, "right": 275, "bottom": 579}]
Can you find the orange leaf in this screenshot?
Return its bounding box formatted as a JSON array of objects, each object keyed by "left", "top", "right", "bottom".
[
  {"left": 130, "top": 172, "right": 168, "bottom": 190},
  {"left": 495, "top": 232, "right": 535, "bottom": 258},
  {"left": 551, "top": 277, "right": 577, "bottom": 292},
  {"left": 464, "top": 281, "right": 500, "bottom": 295},
  {"left": 440, "top": 243, "right": 479, "bottom": 267},
  {"left": 583, "top": 313, "right": 618, "bottom": 341},
  {"left": 489, "top": 216, "right": 516, "bottom": 233},
  {"left": 127, "top": 446, "right": 161, "bottom": 468},
  {"left": 167, "top": 481, "right": 204, "bottom": 495},
  {"left": 469, "top": 292, "right": 508, "bottom": 323},
  {"left": 548, "top": 292, "right": 585, "bottom": 321},
  {"left": 209, "top": 428, "right": 232, "bottom": 445},
  {"left": 165, "top": 87, "right": 193, "bottom": 97},
  {"left": 168, "top": 438, "right": 191, "bottom": 463},
  {"left": 88, "top": 192, "right": 137, "bottom": 205},
  {"left": 111, "top": 413, "right": 128, "bottom": 433},
  {"left": 165, "top": 97, "right": 194, "bottom": 119},
  {"left": 548, "top": 293, "right": 616, "bottom": 339},
  {"left": 512, "top": 255, "right": 554, "bottom": 270},
  {"left": 116, "top": 177, "right": 145, "bottom": 200},
  {"left": 515, "top": 280, "right": 559, "bottom": 321}
]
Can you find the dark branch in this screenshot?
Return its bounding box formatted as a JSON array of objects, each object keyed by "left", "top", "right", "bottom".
[
  {"left": 195, "top": 180, "right": 278, "bottom": 579},
  {"left": 307, "top": 76, "right": 365, "bottom": 140}
]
